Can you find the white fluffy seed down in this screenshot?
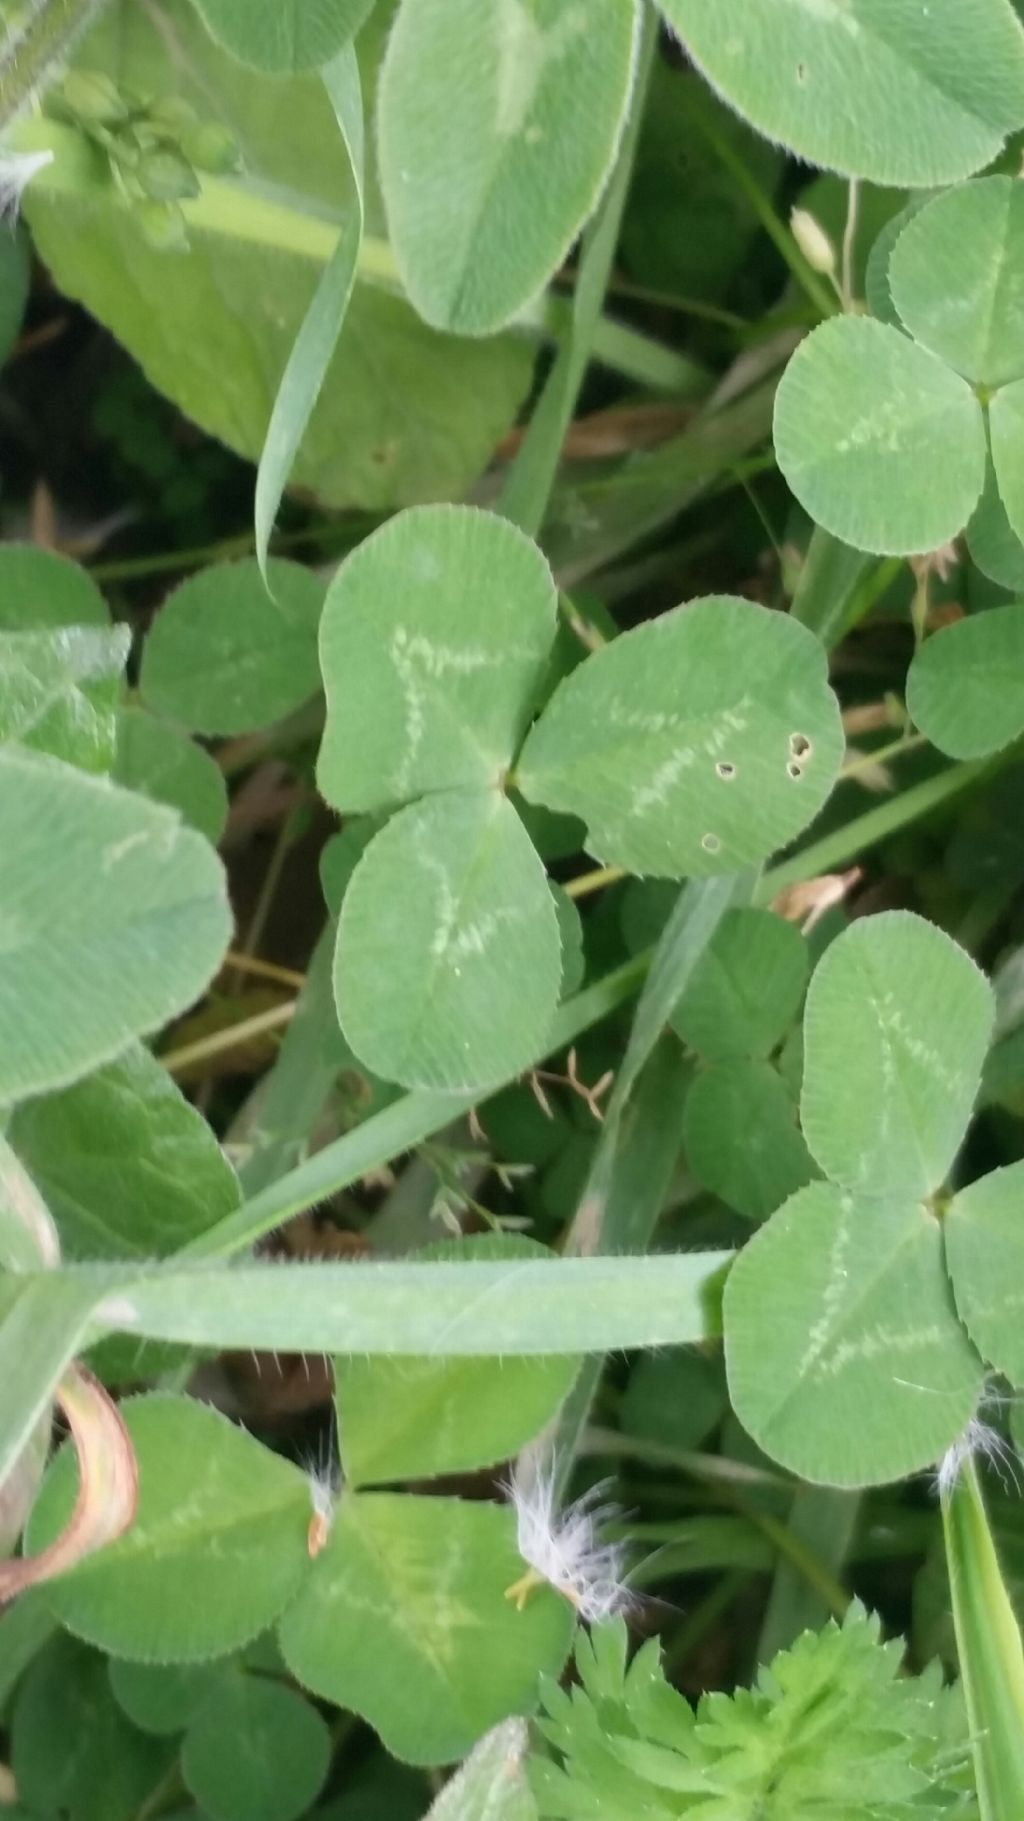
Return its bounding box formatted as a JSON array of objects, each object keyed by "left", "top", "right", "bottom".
[
  {"left": 507, "top": 1463, "right": 631, "bottom": 1623},
  {"left": 0, "top": 149, "right": 52, "bottom": 220},
  {"left": 935, "top": 1418, "right": 1020, "bottom": 1500}
]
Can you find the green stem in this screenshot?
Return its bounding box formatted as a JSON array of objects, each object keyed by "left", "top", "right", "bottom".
[
  {"left": 757, "top": 1486, "right": 858, "bottom": 1660},
  {"left": 761, "top": 759, "right": 989, "bottom": 897},
  {"left": 752, "top": 1506, "right": 851, "bottom": 1626},
  {"left": 179, "top": 953, "right": 648, "bottom": 1260},
  {"left": 688, "top": 105, "right": 835, "bottom": 319},
  {"left": 12, "top": 116, "right": 705, "bottom": 396},
  {"left": 499, "top": 6, "right": 658, "bottom": 535},
  {"left": 789, "top": 526, "right": 874, "bottom": 648},
  {"left": 942, "top": 1459, "right": 1024, "bottom": 1821}
]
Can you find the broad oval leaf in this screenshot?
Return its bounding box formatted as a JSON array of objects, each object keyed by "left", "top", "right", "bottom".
[
  {"left": 945, "top": 1161, "right": 1024, "bottom": 1382},
  {"left": 335, "top": 791, "right": 562, "bottom": 1093},
  {"left": 801, "top": 912, "right": 993, "bottom": 1202},
  {"left": 141, "top": 558, "right": 324, "bottom": 736},
  {"left": 724, "top": 1182, "right": 984, "bottom": 1487},
  {"left": 683, "top": 1058, "right": 817, "bottom": 1222},
  {"left": 657, "top": 0, "right": 1024, "bottom": 186},
  {"left": 518, "top": 596, "right": 843, "bottom": 877},
  {"left": 889, "top": 178, "right": 1024, "bottom": 388},
  {"left": 108, "top": 1658, "right": 229, "bottom": 1736},
  {"left": 987, "top": 376, "right": 1024, "bottom": 546},
  {"left": 317, "top": 505, "right": 557, "bottom": 813},
  {"left": 0, "top": 543, "right": 108, "bottom": 630},
  {"left": 0, "top": 623, "right": 128, "bottom": 771},
  {"left": 334, "top": 1236, "right": 580, "bottom": 1488},
  {"left": 12, "top": 1635, "right": 171, "bottom": 1819},
  {"left": 277, "top": 1491, "right": 574, "bottom": 1764},
  {"left": 966, "top": 458, "right": 1024, "bottom": 591},
  {"left": 27, "top": 1394, "right": 310, "bottom": 1662},
  {"left": 864, "top": 202, "right": 921, "bottom": 329},
  {"left": 671, "top": 907, "right": 808, "bottom": 1060},
  {"left": 9, "top": 1043, "right": 240, "bottom": 1259},
  {"left": 907, "top": 604, "right": 1024, "bottom": 759},
  {"left": 113, "top": 706, "right": 228, "bottom": 843},
  {"left": 25, "top": 1, "right": 532, "bottom": 512},
  {"left": 774, "top": 317, "right": 986, "bottom": 556},
  {"left": 182, "top": 1675, "right": 331, "bottom": 1821},
  {"left": 190, "top": 0, "right": 370, "bottom": 73},
  {"left": 623, "top": 1350, "right": 727, "bottom": 1455},
  {"left": 0, "top": 749, "right": 231, "bottom": 1106},
  {"left": 378, "top": 0, "right": 641, "bottom": 334}
]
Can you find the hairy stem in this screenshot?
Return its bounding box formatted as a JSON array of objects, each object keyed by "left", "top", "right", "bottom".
[{"left": 0, "top": 0, "right": 108, "bottom": 131}]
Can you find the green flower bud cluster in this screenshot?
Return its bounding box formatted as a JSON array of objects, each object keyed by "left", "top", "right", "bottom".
[{"left": 47, "top": 72, "right": 241, "bottom": 252}]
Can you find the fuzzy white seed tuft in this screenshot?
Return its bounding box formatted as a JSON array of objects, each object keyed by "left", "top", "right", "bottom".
[
  {"left": 505, "top": 1462, "right": 631, "bottom": 1623},
  {"left": 304, "top": 1443, "right": 342, "bottom": 1558},
  {"left": 935, "top": 1418, "right": 1020, "bottom": 1499},
  {"left": 0, "top": 149, "right": 53, "bottom": 222}
]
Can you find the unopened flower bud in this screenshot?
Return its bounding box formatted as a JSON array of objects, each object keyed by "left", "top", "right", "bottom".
[
  {"left": 790, "top": 206, "right": 837, "bottom": 276},
  {"left": 137, "top": 145, "right": 200, "bottom": 204},
  {"left": 59, "top": 70, "right": 128, "bottom": 127},
  {"left": 135, "top": 199, "right": 190, "bottom": 253},
  {"left": 183, "top": 121, "right": 242, "bottom": 176}
]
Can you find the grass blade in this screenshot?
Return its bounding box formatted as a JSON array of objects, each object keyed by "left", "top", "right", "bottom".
[
  {"left": 254, "top": 46, "right": 363, "bottom": 577},
  {"left": 90, "top": 1250, "right": 730, "bottom": 1356},
  {"left": 942, "top": 1458, "right": 1024, "bottom": 1819}
]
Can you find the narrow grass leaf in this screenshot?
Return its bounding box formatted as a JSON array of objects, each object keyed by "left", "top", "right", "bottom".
[
  {"left": 335, "top": 1237, "right": 580, "bottom": 1488},
  {"left": 941, "top": 1460, "right": 1024, "bottom": 1821},
  {"left": 92, "top": 1250, "right": 731, "bottom": 1355},
  {"left": 255, "top": 46, "right": 363, "bottom": 577},
  {"left": 498, "top": 6, "right": 655, "bottom": 538}
]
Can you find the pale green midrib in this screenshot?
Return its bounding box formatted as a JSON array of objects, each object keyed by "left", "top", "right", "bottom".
[
  {"left": 52, "top": 1482, "right": 308, "bottom": 1569},
  {"left": 438, "top": 10, "right": 639, "bottom": 332},
  {"left": 757, "top": 1209, "right": 971, "bottom": 1442},
  {"left": 10, "top": 116, "right": 705, "bottom": 395},
  {"left": 854, "top": 946, "right": 950, "bottom": 1199},
  {"left": 331, "top": 1496, "right": 500, "bottom": 1701}
]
